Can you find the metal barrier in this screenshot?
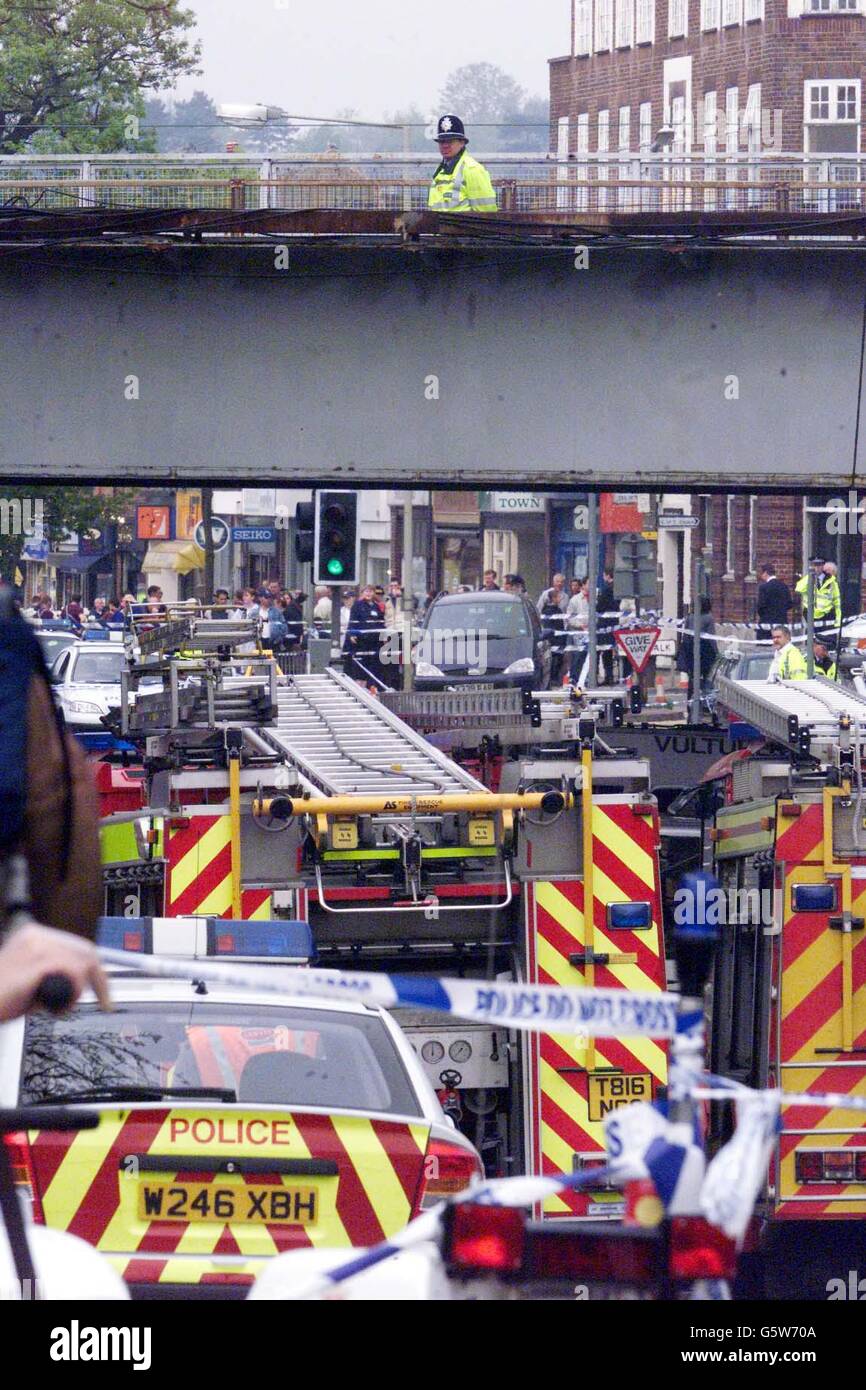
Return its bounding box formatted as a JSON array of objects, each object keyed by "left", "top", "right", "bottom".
[{"left": 2, "top": 152, "right": 864, "bottom": 217}]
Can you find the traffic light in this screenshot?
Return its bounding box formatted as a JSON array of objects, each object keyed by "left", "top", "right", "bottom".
[
  {"left": 294, "top": 500, "right": 315, "bottom": 564},
  {"left": 614, "top": 533, "right": 657, "bottom": 601},
  {"left": 314, "top": 490, "right": 360, "bottom": 586}
]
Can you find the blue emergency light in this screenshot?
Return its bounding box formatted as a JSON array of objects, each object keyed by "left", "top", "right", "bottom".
[
  {"left": 205, "top": 919, "right": 314, "bottom": 962},
  {"left": 606, "top": 902, "right": 652, "bottom": 930},
  {"left": 792, "top": 883, "right": 836, "bottom": 913},
  {"left": 96, "top": 918, "right": 153, "bottom": 952}
]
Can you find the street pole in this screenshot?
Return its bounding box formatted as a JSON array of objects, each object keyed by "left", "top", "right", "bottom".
[
  {"left": 402, "top": 491, "right": 414, "bottom": 692},
  {"left": 402, "top": 124, "right": 412, "bottom": 211},
  {"left": 201, "top": 486, "right": 214, "bottom": 606},
  {"left": 806, "top": 572, "right": 815, "bottom": 678},
  {"left": 690, "top": 553, "right": 704, "bottom": 726},
  {"left": 330, "top": 584, "right": 341, "bottom": 667},
  {"left": 587, "top": 492, "right": 598, "bottom": 689}
]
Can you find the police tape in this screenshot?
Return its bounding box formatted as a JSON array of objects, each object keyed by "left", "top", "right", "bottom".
[{"left": 97, "top": 948, "right": 679, "bottom": 1039}]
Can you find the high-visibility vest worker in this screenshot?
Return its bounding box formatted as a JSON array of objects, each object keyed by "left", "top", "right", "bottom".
[
  {"left": 428, "top": 113, "right": 497, "bottom": 214},
  {"left": 769, "top": 629, "right": 807, "bottom": 681},
  {"left": 795, "top": 562, "right": 842, "bottom": 626}
]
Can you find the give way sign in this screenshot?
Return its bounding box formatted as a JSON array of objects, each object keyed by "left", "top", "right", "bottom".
[{"left": 614, "top": 626, "right": 661, "bottom": 674}]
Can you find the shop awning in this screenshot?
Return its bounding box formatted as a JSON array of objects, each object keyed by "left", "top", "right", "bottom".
[
  {"left": 173, "top": 543, "right": 204, "bottom": 576},
  {"left": 45, "top": 551, "right": 106, "bottom": 573}
]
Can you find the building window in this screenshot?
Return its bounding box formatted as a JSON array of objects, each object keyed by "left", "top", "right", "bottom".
[
  {"left": 598, "top": 109, "right": 610, "bottom": 210},
  {"left": 636, "top": 0, "right": 654, "bottom": 41},
  {"left": 747, "top": 496, "right": 758, "bottom": 577},
  {"left": 744, "top": 0, "right": 764, "bottom": 18},
  {"left": 808, "top": 0, "right": 857, "bottom": 8},
  {"left": 615, "top": 0, "right": 635, "bottom": 45},
  {"left": 722, "top": 0, "right": 742, "bottom": 23},
  {"left": 725, "top": 87, "right": 739, "bottom": 151},
  {"left": 576, "top": 112, "right": 589, "bottom": 212},
  {"left": 669, "top": 0, "right": 688, "bottom": 36},
  {"left": 725, "top": 495, "right": 735, "bottom": 577},
  {"left": 639, "top": 101, "right": 653, "bottom": 149},
  {"left": 619, "top": 105, "right": 631, "bottom": 150},
  {"left": 703, "top": 91, "right": 717, "bottom": 208},
  {"left": 575, "top": 0, "right": 593, "bottom": 55},
  {"left": 701, "top": 0, "right": 721, "bottom": 25},
  {"left": 595, "top": 0, "right": 613, "bottom": 50},
  {"left": 804, "top": 79, "right": 861, "bottom": 152}
]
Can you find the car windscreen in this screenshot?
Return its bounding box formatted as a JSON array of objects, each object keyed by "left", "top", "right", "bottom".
[
  {"left": 70, "top": 650, "right": 126, "bottom": 683},
  {"left": 37, "top": 635, "right": 76, "bottom": 667},
  {"left": 425, "top": 600, "right": 530, "bottom": 640},
  {"left": 741, "top": 654, "right": 772, "bottom": 680},
  {"left": 19, "top": 1002, "right": 419, "bottom": 1116}
]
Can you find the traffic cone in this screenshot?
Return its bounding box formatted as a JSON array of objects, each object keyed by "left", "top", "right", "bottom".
[
  {"left": 653, "top": 673, "right": 667, "bottom": 705},
  {"left": 677, "top": 671, "right": 689, "bottom": 694}
]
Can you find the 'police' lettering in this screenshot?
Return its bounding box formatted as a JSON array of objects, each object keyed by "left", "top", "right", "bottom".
[{"left": 168, "top": 1117, "right": 295, "bottom": 1146}]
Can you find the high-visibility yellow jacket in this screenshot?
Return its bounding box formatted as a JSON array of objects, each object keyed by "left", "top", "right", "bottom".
[
  {"left": 772, "top": 641, "right": 808, "bottom": 681},
  {"left": 795, "top": 573, "right": 841, "bottom": 624},
  {"left": 428, "top": 150, "right": 497, "bottom": 213}
]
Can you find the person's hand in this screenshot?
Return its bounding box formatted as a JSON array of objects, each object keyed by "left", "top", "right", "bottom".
[{"left": 0, "top": 922, "right": 111, "bottom": 1022}]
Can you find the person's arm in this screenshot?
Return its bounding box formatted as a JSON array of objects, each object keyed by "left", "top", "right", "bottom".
[{"left": 0, "top": 922, "right": 111, "bottom": 1022}]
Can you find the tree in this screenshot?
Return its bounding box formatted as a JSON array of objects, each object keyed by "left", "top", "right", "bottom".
[
  {"left": 0, "top": 1, "right": 201, "bottom": 154},
  {"left": 496, "top": 94, "right": 551, "bottom": 154},
  {"left": 0, "top": 487, "right": 134, "bottom": 589},
  {"left": 438, "top": 64, "right": 526, "bottom": 127}
]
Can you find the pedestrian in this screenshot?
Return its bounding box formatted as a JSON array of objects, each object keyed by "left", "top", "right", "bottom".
[
  {"left": 769, "top": 624, "right": 807, "bottom": 681},
  {"left": 597, "top": 567, "right": 617, "bottom": 685},
  {"left": 537, "top": 573, "right": 568, "bottom": 616},
  {"left": 343, "top": 583, "right": 385, "bottom": 684},
  {"left": 103, "top": 598, "right": 125, "bottom": 628},
  {"left": 313, "top": 586, "right": 333, "bottom": 629},
  {"left": 756, "top": 563, "right": 791, "bottom": 638},
  {"left": 504, "top": 573, "right": 526, "bottom": 595},
  {"left": 538, "top": 574, "right": 569, "bottom": 684},
  {"left": 677, "top": 596, "right": 716, "bottom": 700},
  {"left": 383, "top": 580, "right": 403, "bottom": 628},
  {"left": 818, "top": 561, "right": 842, "bottom": 635},
  {"left": 258, "top": 593, "right": 287, "bottom": 652},
  {"left": 281, "top": 592, "right": 305, "bottom": 649},
  {"left": 428, "top": 115, "right": 497, "bottom": 214},
  {"left": 210, "top": 588, "right": 231, "bottom": 620},
  {"left": 813, "top": 639, "right": 838, "bottom": 681},
  {"left": 480, "top": 569, "right": 500, "bottom": 592},
  {"left": 64, "top": 593, "right": 84, "bottom": 632},
  {"left": 794, "top": 557, "right": 827, "bottom": 627}
]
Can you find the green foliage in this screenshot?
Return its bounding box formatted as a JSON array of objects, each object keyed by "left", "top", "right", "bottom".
[
  {"left": 0, "top": 0, "right": 200, "bottom": 154},
  {"left": 0, "top": 487, "right": 135, "bottom": 585}
]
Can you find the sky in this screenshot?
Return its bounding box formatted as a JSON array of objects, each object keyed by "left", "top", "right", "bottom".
[{"left": 172, "top": 0, "right": 567, "bottom": 120}]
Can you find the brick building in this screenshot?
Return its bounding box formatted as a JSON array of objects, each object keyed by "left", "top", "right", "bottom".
[{"left": 550, "top": 0, "right": 866, "bottom": 166}]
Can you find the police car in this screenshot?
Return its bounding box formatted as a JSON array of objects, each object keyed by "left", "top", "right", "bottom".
[{"left": 0, "top": 919, "right": 483, "bottom": 1299}]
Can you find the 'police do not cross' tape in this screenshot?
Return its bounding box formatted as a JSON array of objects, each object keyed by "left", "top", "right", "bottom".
[{"left": 98, "top": 950, "right": 679, "bottom": 1040}]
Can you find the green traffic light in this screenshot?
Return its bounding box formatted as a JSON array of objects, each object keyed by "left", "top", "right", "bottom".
[{"left": 326, "top": 557, "right": 345, "bottom": 577}]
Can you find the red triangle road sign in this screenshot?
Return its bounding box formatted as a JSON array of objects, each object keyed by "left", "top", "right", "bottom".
[{"left": 613, "top": 626, "right": 661, "bottom": 675}]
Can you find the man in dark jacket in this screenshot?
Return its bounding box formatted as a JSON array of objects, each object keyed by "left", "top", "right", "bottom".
[
  {"left": 596, "top": 568, "right": 617, "bottom": 684},
  {"left": 677, "top": 597, "right": 716, "bottom": 701},
  {"left": 756, "top": 564, "right": 791, "bottom": 639}
]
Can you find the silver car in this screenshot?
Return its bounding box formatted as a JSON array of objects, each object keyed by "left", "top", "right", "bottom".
[{"left": 48, "top": 640, "right": 133, "bottom": 730}]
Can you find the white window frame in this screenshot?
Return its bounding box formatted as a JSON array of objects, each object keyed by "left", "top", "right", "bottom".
[
  {"left": 744, "top": 0, "right": 764, "bottom": 18},
  {"left": 636, "top": 0, "right": 655, "bottom": 42},
  {"left": 615, "top": 0, "right": 635, "bottom": 45},
  {"left": 703, "top": 91, "right": 717, "bottom": 209},
  {"left": 576, "top": 112, "right": 589, "bottom": 212},
  {"left": 725, "top": 495, "right": 736, "bottom": 577},
  {"left": 725, "top": 87, "right": 739, "bottom": 151},
  {"left": 701, "top": 0, "right": 721, "bottom": 26},
  {"left": 595, "top": 0, "right": 613, "bottom": 50},
  {"left": 598, "top": 109, "right": 610, "bottom": 210},
  {"left": 722, "top": 0, "right": 742, "bottom": 23},
  {"left": 804, "top": 79, "right": 861, "bottom": 136},
  {"left": 669, "top": 0, "right": 688, "bottom": 36},
  {"left": 807, "top": 0, "right": 857, "bottom": 9},
  {"left": 747, "top": 496, "right": 758, "bottom": 577},
  {"left": 619, "top": 105, "right": 631, "bottom": 150},
  {"left": 639, "top": 101, "right": 653, "bottom": 149},
  {"left": 575, "top": 0, "right": 593, "bottom": 55}
]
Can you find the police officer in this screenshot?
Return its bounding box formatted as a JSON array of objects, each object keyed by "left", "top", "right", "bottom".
[
  {"left": 343, "top": 583, "right": 385, "bottom": 684},
  {"left": 796, "top": 556, "right": 841, "bottom": 636},
  {"left": 769, "top": 625, "right": 807, "bottom": 681},
  {"left": 428, "top": 115, "right": 497, "bottom": 214},
  {"left": 813, "top": 639, "right": 838, "bottom": 681}
]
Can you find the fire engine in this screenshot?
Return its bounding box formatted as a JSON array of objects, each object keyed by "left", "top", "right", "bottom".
[
  {"left": 710, "top": 672, "right": 866, "bottom": 1293},
  {"left": 96, "top": 612, "right": 669, "bottom": 1220}
]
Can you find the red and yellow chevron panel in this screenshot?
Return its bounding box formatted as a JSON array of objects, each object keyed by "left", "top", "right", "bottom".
[
  {"left": 29, "top": 1108, "right": 430, "bottom": 1286},
  {"left": 775, "top": 800, "right": 824, "bottom": 866},
  {"left": 524, "top": 801, "right": 668, "bottom": 1219},
  {"left": 165, "top": 813, "right": 271, "bottom": 919},
  {"left": 775, "top": 860, "right": 866, "bottom": 1218}
]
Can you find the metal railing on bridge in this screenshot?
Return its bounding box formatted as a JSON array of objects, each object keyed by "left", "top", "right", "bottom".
[{"left": 1, "top": 152, "right": 865, "bottom": 218}]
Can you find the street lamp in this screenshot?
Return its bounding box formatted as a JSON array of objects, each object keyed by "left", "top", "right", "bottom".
[{"left": 650, "top": 124, "right": 675, "bottom": 153}]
